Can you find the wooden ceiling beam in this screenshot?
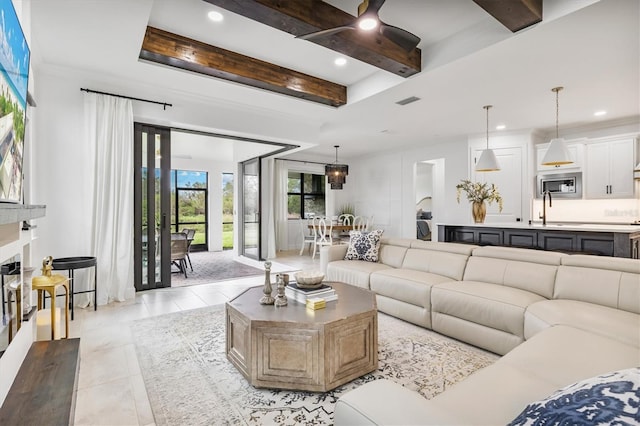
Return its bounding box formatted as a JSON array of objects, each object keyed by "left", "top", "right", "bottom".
[
  {"left": 473, "top": 0, "right": 542, "bottom": 32},
  {"left": 202, "top": 0, "right": 421, "bottom": 78},
  {"left": 139, "top": 26, "right": 346, "bottom": 107}
]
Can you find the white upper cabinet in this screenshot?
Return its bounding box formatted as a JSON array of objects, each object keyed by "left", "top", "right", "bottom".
[
  {"left": 536, "top": 141, "right": 583, "bottom": 172},
  {"left": 585, "top": 138, "right": 635, "bottom": 199}
]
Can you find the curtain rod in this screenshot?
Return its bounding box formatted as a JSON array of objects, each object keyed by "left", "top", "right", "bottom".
[
  {"left": 80, "top": 88, "right": 172, "bottom": 110},
  {"left": 275, "top": 158, "right": 327, "bottom": 166}
]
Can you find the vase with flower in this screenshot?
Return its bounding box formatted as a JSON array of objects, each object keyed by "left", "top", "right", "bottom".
[{"left": 456, "top": 180, "right": 503, "bottom": 223}]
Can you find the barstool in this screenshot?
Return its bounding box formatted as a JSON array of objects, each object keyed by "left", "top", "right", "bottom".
[{"left": 32, "top": 256, "right": 70, "bottom": 340}]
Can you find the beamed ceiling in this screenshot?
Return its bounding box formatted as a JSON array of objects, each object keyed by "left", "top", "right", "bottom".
[
  {"left": 139, "top": 0, "right": 542, "bottom": 107},
  {"left": 31, "top": 0, "right": 639, "bottom": 159}
]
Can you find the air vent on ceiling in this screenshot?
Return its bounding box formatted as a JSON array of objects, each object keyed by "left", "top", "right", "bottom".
[{"left": 395, "top": 96, "right": 421, "bottom": 106}]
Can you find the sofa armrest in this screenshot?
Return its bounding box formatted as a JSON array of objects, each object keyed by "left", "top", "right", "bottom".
[{"left": 320, "top": 244, "right": 348, "bottom": 274}]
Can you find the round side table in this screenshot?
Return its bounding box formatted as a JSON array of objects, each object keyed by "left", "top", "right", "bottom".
[{"left": 52, "top": 256, "right": 97, "bottom": 320}]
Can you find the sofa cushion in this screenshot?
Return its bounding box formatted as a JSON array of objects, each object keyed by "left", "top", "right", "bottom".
[
  {"left": 345, "top": 229, "right": 384, "bottom": 262},
  {"left": 524, "top": 299, "right": 640, "bottom": 347},
  {"left": 432, "top": 281, "right": 546, "bottom": 338},
  {"left": 410, "top": 240, "right": 477, "bottom": 255},
  {"left": 326, "top": 260, "right": 392, "bottom": 289},
  {"left": 377, "top": 243, "right": 408, "bottom": 269},
  {"left": 401, "top": 248, "right": 469, "bottom": 281},
  {"left": 426, "top": 325, "right": 640, "bottom": 425},
  {"left": 370, "top": 269, "right": 453, "bottom": 308},
  {"left": 335, "top": 379, "right": 458, "bottom": 426},
  {"left": 555, "top": 257, "right": 640, "bottom": 314},
  {"left": 508, "top": 367, "right": 640, "bottom": 426},
  {"left": 463, "top": 248, "right": 561, "bottom": 299}
]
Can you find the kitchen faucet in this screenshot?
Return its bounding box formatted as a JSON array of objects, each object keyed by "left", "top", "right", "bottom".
[{"left": 539, "top": 190, "right": 552, "bottom": 225}]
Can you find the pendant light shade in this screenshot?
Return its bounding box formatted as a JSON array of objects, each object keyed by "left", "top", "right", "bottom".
[
  {"left": 325, "top": 145, "right": 349, "bottom": 190},
  {"left": 541, "top": 87, "right": 573, "bottom": 166},
  {"left": 476, "top": 105, "right": 500, "bottom": 172}
]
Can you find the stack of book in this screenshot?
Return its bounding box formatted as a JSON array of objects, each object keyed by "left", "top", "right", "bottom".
[
  {"left": 285, "top": 282, "right": 338, "bottom": 304},
  {"left": 306, "top": 298, "right": 326, "bottom": 310}
]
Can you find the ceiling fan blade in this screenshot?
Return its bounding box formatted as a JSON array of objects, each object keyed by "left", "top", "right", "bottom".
[
  {"left": 379, "top": 22, "right": 421, "bottom": 51},
  {"left": 296, "top": 25, "right": 355, "bottom": 41},
  {"left": 358, "top": 0, "right": 386, "bottom": 16}
]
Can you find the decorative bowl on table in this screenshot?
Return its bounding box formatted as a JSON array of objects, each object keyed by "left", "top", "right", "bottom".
[{"left": 294, "top": 271, "right": 325, "bottom": 289}]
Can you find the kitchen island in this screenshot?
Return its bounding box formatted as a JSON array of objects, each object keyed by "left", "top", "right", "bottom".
[{"left": 438, "top": 223, "right": 640, "bottom": 258}]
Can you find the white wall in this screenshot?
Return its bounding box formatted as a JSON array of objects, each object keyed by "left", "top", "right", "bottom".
[{"left": 334, "top": 137, "right": 470, "bottom": 241}]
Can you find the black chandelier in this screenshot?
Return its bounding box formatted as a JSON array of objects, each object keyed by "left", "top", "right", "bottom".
[{"left": 325, "top": 145, "right": 349, "bottom": 190}]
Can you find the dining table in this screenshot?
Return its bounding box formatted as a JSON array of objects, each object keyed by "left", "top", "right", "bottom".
[{"left": 307, "top": 224, "right": 354, "bottom": 233}]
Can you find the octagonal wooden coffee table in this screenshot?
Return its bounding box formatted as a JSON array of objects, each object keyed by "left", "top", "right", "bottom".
[{"left": 225, "top": 281, "right": 378, "bottom": 392}]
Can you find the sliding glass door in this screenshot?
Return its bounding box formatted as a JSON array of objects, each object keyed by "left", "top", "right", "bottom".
[
  {"left": 240, "top": 158, "right": 260, "bottom": 260},
  {"left": 134, "top": 123, "right": 171, "bottom": 291}
]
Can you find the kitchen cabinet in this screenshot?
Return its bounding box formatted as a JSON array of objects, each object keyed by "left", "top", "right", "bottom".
[
  {"left": 536, "top": 142, "right": 583, "bottom": 172},
  {"left": 585, "top": 138, "right": 635, "bottom": 198},
  {"left": 438, "top": 223, "right": 640, "bottom": 258}
]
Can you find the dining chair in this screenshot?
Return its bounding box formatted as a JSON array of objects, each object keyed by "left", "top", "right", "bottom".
[
  {"left": 170, "top": 232, "right": 189, "bottom": 278},
  {"left": 337, "top": 214, "right": 354, "bottom": 243},
  {"left": 338, "top": 214, "right": 354, "bottom": 226},
  {"left": 313, "top": 217, "right": 334, "bottom": 259},
  {"left": 181, "top": 228, "right": 196, "bottom": 271},
  {"left": 353, "top": 216, "right": 367, "bottom": 231},
  {"left": 365, "top": 215, "right": 375, "bottom": 231},
  {"left": 299, "top": 218, "right": 316, "bottom": 256}
]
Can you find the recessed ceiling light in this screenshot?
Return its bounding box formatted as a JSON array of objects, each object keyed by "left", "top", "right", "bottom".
[
  {"left": 208, "top": 10, "right": 224, "bottom": 22},
  {"left": 334, "top": 57, "right": 347, "bottom": 66},
  {"left": 496, "top": 124, "right": 506, "bottom": 130},
  {"left": 594, "top": 110, "right": 607, "bottom": 116}
]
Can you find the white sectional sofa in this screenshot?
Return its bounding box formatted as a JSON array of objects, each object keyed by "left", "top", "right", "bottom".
[{"left": 320, "top": 238, "right": 640, "bottom": 425}]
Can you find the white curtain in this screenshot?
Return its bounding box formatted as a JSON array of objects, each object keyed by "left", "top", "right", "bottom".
[
  {"left": 263, "top": 158, "right": 288, "bottom": 258},
  {"left": 84, "top": 93, "right": 135, "bottom": 304},
  {"left": 262, "top": 158, "right": 276, "bottom": 259},
  {"left": 274, "top": 160, "right": 288, "bottom": 251}
]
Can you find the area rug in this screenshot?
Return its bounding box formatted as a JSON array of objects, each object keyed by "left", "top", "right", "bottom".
[
  {"left": 131, "top": 305, "right": 498, "bottom": 425},
  {"left": 171, "top": 251, "right": 264, "bottom": 288}
]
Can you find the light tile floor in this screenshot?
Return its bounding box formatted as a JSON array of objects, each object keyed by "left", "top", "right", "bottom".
[{"left": 71, "top": 250, "right": 319, "bottom": 426}]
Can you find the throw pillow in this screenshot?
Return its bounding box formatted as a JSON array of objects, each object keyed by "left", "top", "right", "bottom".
[
  {"left": 508, "top": 367, "right": 640, "bottom": 426},
  {"left": 344, "top": 229, "right": 384, "bottom": 262}
]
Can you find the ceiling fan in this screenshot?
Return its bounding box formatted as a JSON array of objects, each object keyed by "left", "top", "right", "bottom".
[{"left": 296, "top": 0, "right": 421, "bottom": 52}]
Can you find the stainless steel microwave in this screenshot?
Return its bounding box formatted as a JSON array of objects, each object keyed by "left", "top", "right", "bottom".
[{"left": 537, "top": 172, "right": 582, "bottom": 198}]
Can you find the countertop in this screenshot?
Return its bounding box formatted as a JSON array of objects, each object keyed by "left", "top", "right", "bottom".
[{"left": 437, "top": 222, "right": 640, "bottom": 233}]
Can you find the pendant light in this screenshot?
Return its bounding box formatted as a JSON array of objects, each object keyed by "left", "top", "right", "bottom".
[
  {"left": 541, "top": 87, "right": 573, "bottom": 166},
  {"left": 475, "top": 105, "right": 500, "bottom": 172},
  {"left": 325, "top": 145, "right": 349, "bottom": 190}
]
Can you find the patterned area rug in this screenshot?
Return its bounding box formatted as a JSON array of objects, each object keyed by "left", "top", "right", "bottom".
[
  {"left": 131, "top": 305, "right": 498, "bottom": 425},
  {"left": 171, "top": 251, "right": 264, "bottom": 287}
]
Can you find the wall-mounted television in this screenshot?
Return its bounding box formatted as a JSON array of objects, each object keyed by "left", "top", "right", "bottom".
[{"left": 0, "top": 0, "right": 30, "bottom": 203}]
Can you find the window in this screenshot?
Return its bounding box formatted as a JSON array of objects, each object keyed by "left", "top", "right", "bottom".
[
  {"left": 171, "top": 170, "right": 208, "bottom": 250},
  {"left": 287, "top": 172, "right": 325, "bottom": 219}
]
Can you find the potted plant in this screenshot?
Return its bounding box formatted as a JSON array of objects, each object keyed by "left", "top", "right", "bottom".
[{"left": 455, "top": 180, "right": 503, "bottom": 223}]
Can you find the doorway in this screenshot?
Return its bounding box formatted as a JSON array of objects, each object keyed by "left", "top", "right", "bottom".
[
  {"left": 133, "top": 123, "right": 171, "bottom": 291},
  {"left": 414, "top": 158, "right": 444, "bottom": 241}
]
